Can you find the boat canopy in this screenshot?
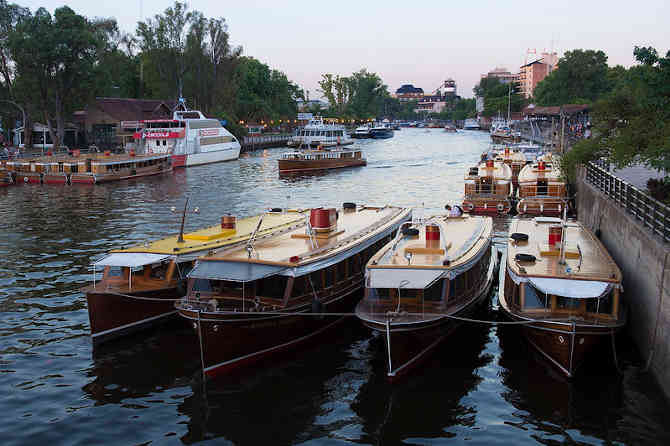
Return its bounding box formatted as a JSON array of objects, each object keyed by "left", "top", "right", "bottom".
[
  {"left": 94, "top": 253, "right": 172, "bottom": 268},
  {"left": 188, "top": 260, "right": 286, "bottom": 283},
  {"left": 367, "top": 268, "right": 443, "bottom": 289},
  {"left": 529, "top": 277, "right": 612, "bottom": 299}
]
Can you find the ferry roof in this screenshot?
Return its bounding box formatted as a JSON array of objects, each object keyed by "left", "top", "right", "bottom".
[
  {"left": 494, "top": 150, "right": 527, "bottom": 164},
  {"left": 518, "top": 160, "right": 563, "bottom": 183},
  {"left": 367, "top": 215, "right": 492, "bottom": 284},
  {"left": 465, "top": 161, "right": 512, "bottom": 181},
  {"left": 10, "top": 152, "right": 168, "bottom": 164},
  {"left": 113, "top": 210, "right": 308, "bottom": 256},
  {"left": 197, "top": 206, "right": 411, "bottom": 268},
  {"left": 507, "top": 218, "right": 621, "bottom": 283}
]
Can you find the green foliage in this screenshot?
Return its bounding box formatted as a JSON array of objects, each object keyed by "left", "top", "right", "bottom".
[
  {"left": 432, "top": 97, "right": 476, "bottom": 121},
  {"left": 473, "top": 76, "right": 524, "bottom": 117},
  {"left": 317, "top": 69, "right": 389, "bottom": 119},
  {"left": 533, "top": 49, "right": 611, "bottom": 106}
]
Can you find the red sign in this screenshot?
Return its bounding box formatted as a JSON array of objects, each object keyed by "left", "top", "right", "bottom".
[
  {"left": 199, "top": 129, "right": 219, "bottom": 137},
  {"left": 143, "top": 131, "right": 184, "bottom": 139}
]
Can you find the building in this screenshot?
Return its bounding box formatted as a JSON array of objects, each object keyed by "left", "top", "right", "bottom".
[
  {"left": 480, "top": 67, "right": 517, "bottom": 85},
  {"left": 518, "top": 52, "right": 558, "bottom": 98},
  {"left": 394, "top": 84, "right": 424, "bottom": 101},
  {"left": 415, "top": 94, "right": 449, "bottom": 114},
  {"left": 74, "top": 98, "right": 177, "bottom": 149}
]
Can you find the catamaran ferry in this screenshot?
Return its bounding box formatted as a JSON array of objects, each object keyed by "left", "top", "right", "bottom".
[{"left": 135, "top": 108, "right": 240, "bottom": 168}]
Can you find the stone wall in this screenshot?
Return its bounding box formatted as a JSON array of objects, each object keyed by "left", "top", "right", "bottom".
[{"left": 576, "top": 168, "right": 670, "bottom": 400}]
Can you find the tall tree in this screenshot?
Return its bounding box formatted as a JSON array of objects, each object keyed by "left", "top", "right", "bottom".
[
  {"left": 9, "top": 6, "right": 103, "bottom": 148},
  {"left": 533, "top": 49, "right": 611, "bottom": 105},
  {"left": 0, "top": 0, "right": 28, "bottom": 98}
]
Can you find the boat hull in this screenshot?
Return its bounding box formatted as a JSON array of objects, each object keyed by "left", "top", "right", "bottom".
[
  {"left": 278, "top": 158, "right": 366, "bottom": 174},
  {"left": 84, "top": 285, "right": 184, "bottom": 345},
  {"left": 178, "top": 281, "right": 362, "bottom": 377},
  {"left": 370, "top": 130, "right": 393, "bottom": 139},
  {"left": 183, "top": 145, "right": 241, "bottom": 167},
  {"left": 516, "top": 197, "right": 566, "bottom": 217},
  {"left": 462, "top": 197, "right": 512, "bottom": 215}
]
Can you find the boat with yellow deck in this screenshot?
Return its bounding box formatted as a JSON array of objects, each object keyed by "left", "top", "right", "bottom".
[
  {"left": 83, "top": 208, "right": 308, "bottom": 345},
  {"left": 175, "top": 204, "right": 411, "bottom": 377},
  {"left": 499, "top": 216, "right": 625, "bottom": 377},
  {"left": 462, "top": 159, "right": 512, "bottom": 215}
]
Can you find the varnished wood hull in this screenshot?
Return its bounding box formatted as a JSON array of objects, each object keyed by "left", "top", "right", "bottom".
[
  {"left": 178, "top": 281, "right": 362, "bottom": 377},
  {"left": 462, "top": 197, "right": 512, "bottom": 215},
  {"left": 278, "top": 158, "right": 366, "bottom": 174},
  {"left": 516, "top": 197, "right": 566, "bottom": 217},
  {"left": 84, "top": 285, "right": 183, "bottom": 345}
]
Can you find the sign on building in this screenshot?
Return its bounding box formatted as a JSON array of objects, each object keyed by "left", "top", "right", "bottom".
[{"left": 297, "top": 113, "right": 313, "bottom": 120}]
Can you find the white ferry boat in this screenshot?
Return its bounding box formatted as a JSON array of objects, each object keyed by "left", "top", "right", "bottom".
[
  {"left": 288, "top": 117, "right": 354, "bottom": 148},
  {"left": 463, "top": 118, "right": 481, "bottom": 130},
  {"left": 135, "top": 105, "right": 240, "bottom": 168}
]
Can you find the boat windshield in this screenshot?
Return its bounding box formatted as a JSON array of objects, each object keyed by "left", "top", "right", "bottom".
[{"left": 521, "top": 282, "right": 617, "bottom": 317}]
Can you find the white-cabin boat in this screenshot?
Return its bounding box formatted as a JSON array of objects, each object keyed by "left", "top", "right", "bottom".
[{"left": 288, "top": 117, "right": 354, "bottom": 148}]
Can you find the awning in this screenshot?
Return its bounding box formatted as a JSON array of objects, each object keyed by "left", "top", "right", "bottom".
[
  {"left": 367, "top": 268, "right": 444, "bottom": 290},
  {"left": 529, "top": 277, "right": 612, "bottom": 299},
  {"left": 188, "top": 260, "right": 286, "bottom": 282},
  {"left": 94, "top": 253, "right": 171, "bottom": 268}
]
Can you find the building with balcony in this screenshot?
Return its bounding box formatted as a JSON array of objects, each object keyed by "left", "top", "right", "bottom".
[
  {"left": 395, "top": 84, "right": 424, "bottom": 101},
  {"left": 519, "top": 52, "right": 558, "bottom": 98}
]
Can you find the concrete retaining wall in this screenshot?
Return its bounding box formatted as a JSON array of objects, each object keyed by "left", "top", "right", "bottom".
[{"left": 576, "top": 169, "right": 670, "bottom": 400}]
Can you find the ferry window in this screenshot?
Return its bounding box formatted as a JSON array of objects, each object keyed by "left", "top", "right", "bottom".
[
  {"left": 400, "top": 288, "right": 420, "bottom": 300},
  {"left": 325, "top": 266, "right": 335, "bottom": 287},
  {"left": 337, "top": 261, "right": 347, "bottom": 281},
  {"left": 373, "top": 288, "right": 390, "bottom": 300},
  {"left": 537, "top": 180, "right": 548, "bottom": 195},
  {"left": 523, "top": 284, "right": 548, "bottom": 309},
  {"left": 107, "top": 266, "right": 122, "bottom": 277},
  {"left": 556, "top": 296, "right": 580, "bottom": 310},
  {"left": 349, "top": 254, "right": 362, "bottom": 275},
  {"left": 424, "top": 280, "right": 443, "bottom": 302},
  {"left": 256, "top": 275, "right": 288, "bottom": 299},
  {"left": 163, "top": 140, "right": 167, "bottom": 146},
  {"left": 179, "top": 262, "right": 195, "bottom": 278},
  {"left": 156, "top": 140, "right": 160, "bottom": 146},
  {"left": 292, "top": 276, "right": 307, "bottom": 297},
  {"left": 309, "top": 271, "right": 322, "bottom": 292},
  {"left": 586, "top": 291, "right": 613, "bottom": 314},
  {"left": 192, "top": 279, "right": 213, "bottom": 292}
]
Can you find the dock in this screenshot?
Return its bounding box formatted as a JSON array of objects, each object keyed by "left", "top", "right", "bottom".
[{"left": 241, "top": 134, "right": 290, "bottom": 152}]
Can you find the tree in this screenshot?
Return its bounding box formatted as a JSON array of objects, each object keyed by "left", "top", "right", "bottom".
[
  {"left": 0, "top": 0, "right": 28, "bottom": 98},
  {"left": 473, "top": 76, "right": 524, "bottom": 117},
  {"left": 9, "top": 6, "right": 104, "bottom": 148},
  {"left": 533, "top": 49, "right": 611, "bottom": 106},
  {"left": 561, "top": 46, "right": 670, "bottom": 182}
]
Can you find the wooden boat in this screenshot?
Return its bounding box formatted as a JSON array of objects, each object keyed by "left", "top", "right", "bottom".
[
  {"left": 278, "top": 147, "right": 366, "bottom": 174},
  {"left": 175, "top": 204, "right": 412, "bottom": 377},
  {"left": 82, "top": 210, "right": 308, "bottom": 345},
  {"left": 516, "top": 154, "right": 567, "bottom": 216},
  {"left": 462, "top": 159, "right": 512, "bottom": 215},
  {"left": 4, "top": 151, "right": 172, "bottom": 184},
  {"left": 493, "top": 146, "right": 528, "bottom": 188},
  {"left": 356, "top": 214, "right": 494, "bottom": 381},
  {"left": 499, "top": 216, "right": 625, "bottom": 377}
]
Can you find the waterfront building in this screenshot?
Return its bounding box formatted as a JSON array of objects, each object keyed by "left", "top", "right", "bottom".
[
  {"left": 394, "top": 84, "right": 424, "bottom": 101},
  {"left": 518, "top": 52, "right": 558, "bottom": 98},
  {"left": 480, "top": 67, "right": 518, "bottom": 85}
]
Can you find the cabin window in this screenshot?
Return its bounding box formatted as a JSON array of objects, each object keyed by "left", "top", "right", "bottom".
[
  {"left": 372, "top": 288, "right": 390, "bottom": 300},
  {"left": 336, "top": 261, "right": 347, "bottom": 282},
  {"left": 192, "top": 278, "right": 213, "bottom": 292},
  {"left": 586, "top": 291, "right": 613, "bottom": 314},
  {"left": 556, "top": 296, "right": 580, "bottom": 310},
  {"left": 291, "top": 276, "right": 307, "bottom": 297},
  {"left": 324, "top": 266, "right": 336, "bottom": 287},
  {"left": 256, "top": 275, "right": 288, "bottom": 299},
  {"left": 399, "top": 288, "right": 420, "bottom": 300},
  {"left": 523, "top": 284, "right": 548, "bottom": 309},
  {"left": 424, "top": 279, "right": 443, "bottom": 302},
  {"left": 537, "top": 180, "right": 548, "bottom": 195},
  {"left": 107, "top": 266, "right": 122, "bottom": 277}
]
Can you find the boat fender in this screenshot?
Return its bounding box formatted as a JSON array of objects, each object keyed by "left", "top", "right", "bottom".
[
  {"left": 271, "top": 207, "right": 282, "bottom": 212},
  {"left": 467, "top": 203, "right": 474, "bottom": 212},
  {"left": 343, "top": 202, "right": 356, "bottom": 210},
  {"left": 510, "top": 233, "right": 529, "bottom": 242},
  {"left": 402, "top": 227, "right": 419, "bottom": 237},
  {"left": 515, "top": 253, "right": 536, "bottom": 262},
  {"left": 497, "top": 203, "right": 504, "bottom": 213}
]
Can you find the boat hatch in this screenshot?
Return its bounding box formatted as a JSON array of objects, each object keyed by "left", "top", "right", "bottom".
[
  {"left": 367, "top": 268, "right": 443, "bottom": 289},
  {"left": 94, "top": 253, "right": 172, "bottom": 268},
  {"left": 529, "top": 277, "right": 612, "bottom": 299},
  {"left": 189, "top": 261, "right": 286, "bottom": 283}
]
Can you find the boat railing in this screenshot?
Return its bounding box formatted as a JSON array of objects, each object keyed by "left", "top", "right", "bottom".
[{"left": 585, "top": 161, "right": 670, "bottom": 243}]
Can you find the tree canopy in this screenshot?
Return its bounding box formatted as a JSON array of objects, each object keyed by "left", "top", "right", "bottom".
[{"left": 473, "top": 76, "right": 524, "bottom": 117}]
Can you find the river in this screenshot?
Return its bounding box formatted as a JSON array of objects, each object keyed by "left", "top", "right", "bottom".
[{"left": 1, "top": 128, "right": 668, "bottom": 445}]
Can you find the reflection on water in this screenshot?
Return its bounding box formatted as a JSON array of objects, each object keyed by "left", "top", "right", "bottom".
[{"left": 1, "top": 129, "right": 669, "bottom": 445}]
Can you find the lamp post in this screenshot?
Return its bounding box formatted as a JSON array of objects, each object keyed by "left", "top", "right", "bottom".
[{"left": 171, "top": 197, "right": 200, "bottom": 243}]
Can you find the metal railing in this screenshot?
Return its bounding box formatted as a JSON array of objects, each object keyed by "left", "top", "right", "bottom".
[
  {"left": 585, "top": 161, "right": 670, "bottom": 243},
  {"left": 242, "top": 134, "right": 290, "bottom": 146}
]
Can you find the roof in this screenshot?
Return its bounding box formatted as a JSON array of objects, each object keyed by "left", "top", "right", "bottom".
[
  {"left": 396, "top": 84, "right": 424, "bottom": 94},
  {"left": 85, "top": 98, "right": 177, "bottom": 122},
  {"left": 522, "top": 104, "right": 591, "bottom": 116}
]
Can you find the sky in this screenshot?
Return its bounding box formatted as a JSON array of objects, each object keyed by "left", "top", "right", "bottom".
[{"left": 20, "top": 0, "right": 670, "bottom": 99}]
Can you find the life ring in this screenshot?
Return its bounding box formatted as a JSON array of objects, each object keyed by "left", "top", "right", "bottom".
[
  {"left": 497, "top": 203, "right": 505, "bottom": 213},
  {"left": 467, "top": 203, "right": 474, "bottom": 211}
]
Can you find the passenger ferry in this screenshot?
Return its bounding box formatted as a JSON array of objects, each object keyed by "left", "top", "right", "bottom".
[
  {"left": 516, "top": 154, "right": 568, "bottom": 216},
  {"left": 4, "top": 150, "right": 172, "bottom": 184},
  {"left": 278, "top": 147, "right": 366, "bottom": 174},
  {"left": 83, "top": 209, "right": 308, "bottom": 345},
  {"left": 135, "top": 106, "right": 241, "bottom": 168},
  {"left": 352, "top": 125, "right": 372, "bottom": 139},
  {"left": 356, "top": 214, "right": 494, "bottom": 381},
  {"left": 287, "top": 117, "right": 354, "bottom": 148},
  {"left": 463, "top": 118, "right": 481, "bottom": 130},
  {"left": 499, "top": 216, "right": 625, "bottom": 377},
  {"left": 175, "top": 204, "right": 411, "bottom": 377},
  {"left": 462, "top": 159, "right": 513, "bottom": 215}
]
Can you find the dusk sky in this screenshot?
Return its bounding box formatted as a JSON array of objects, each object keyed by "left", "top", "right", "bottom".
[{"left": 23, "top": 0, "right": 669, "bottom": 99}]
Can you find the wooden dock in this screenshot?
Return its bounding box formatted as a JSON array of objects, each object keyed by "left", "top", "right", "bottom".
[{"left": 241, "top": 135, "right": 290, "bottom": 152}]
